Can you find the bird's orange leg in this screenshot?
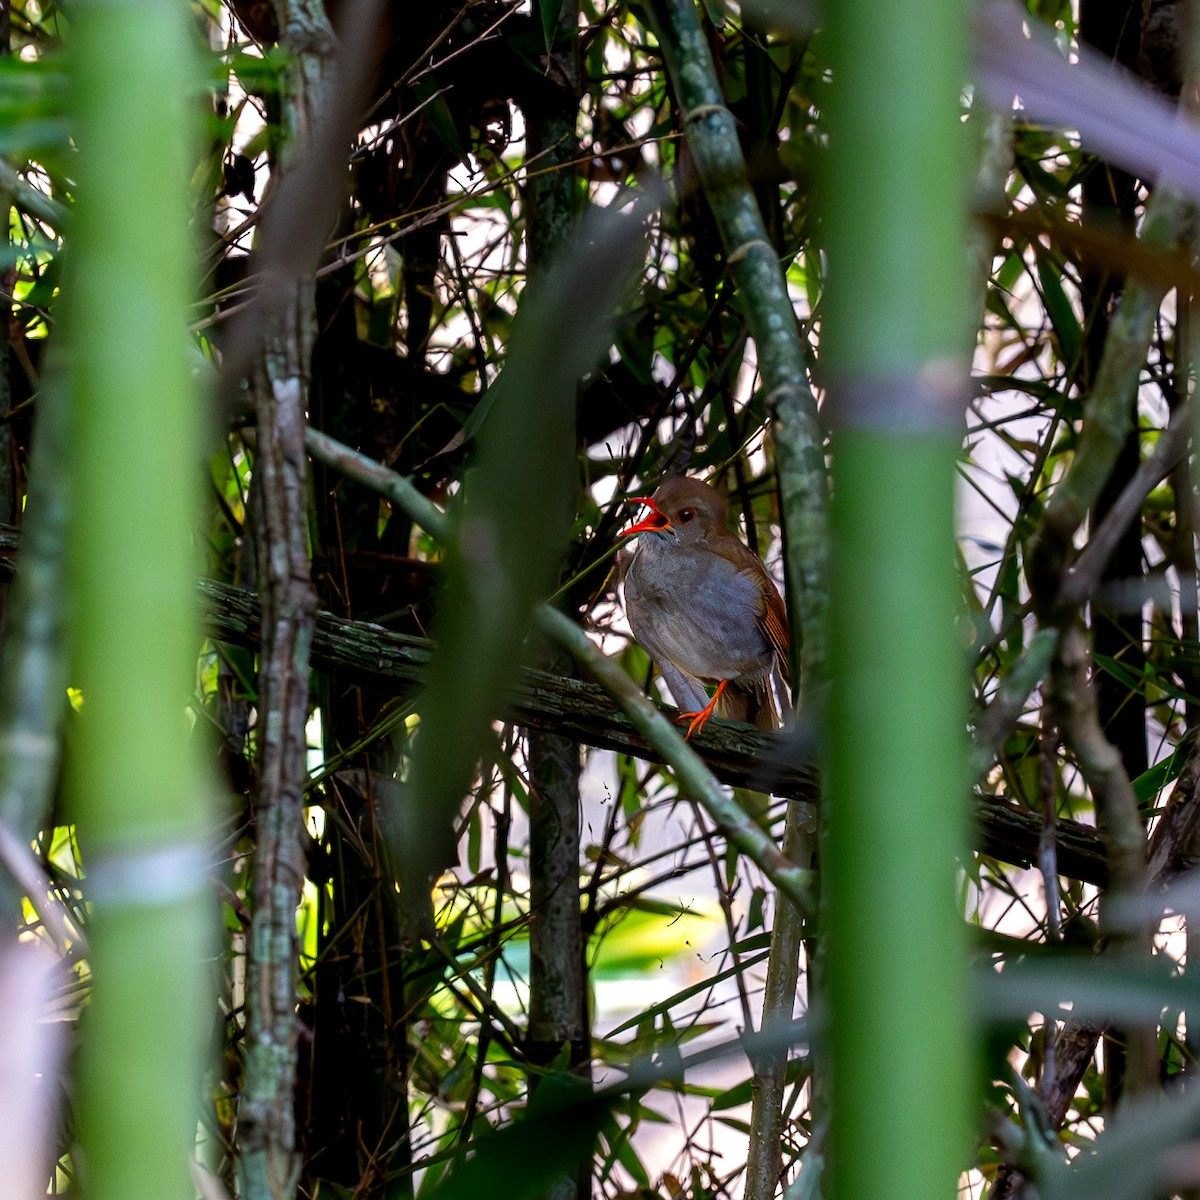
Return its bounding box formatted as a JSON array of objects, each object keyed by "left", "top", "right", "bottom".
[{"left": 678, "top": 679, "right": 728, "bottom": 740}]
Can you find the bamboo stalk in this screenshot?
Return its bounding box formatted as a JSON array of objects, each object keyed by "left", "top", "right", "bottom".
[
  {"left": 63, "top": 3, "right": 210, "bottom": 1200},
  {"left": 643, "top": 4, "right": 830, "bottom": 1191},
  {"left": 237, "top": 2, "right": 333, "bottom": 1197},
  {"left": 523, "top": 7, "right": 593, "bottom": 1197},
  {"left": 387, "top": 193, "right": 651, "bottom": 926},
  {"left": 822, "top": 0, "right": 972, "bottom": 1197}
]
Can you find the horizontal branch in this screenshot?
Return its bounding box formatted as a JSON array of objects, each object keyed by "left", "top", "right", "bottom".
[
  {"left": 0, "top": 525, "right": 1106, "bottom": 886},
  {"left": 198, "top": 577, "right": 1108, "bottom": 887}
]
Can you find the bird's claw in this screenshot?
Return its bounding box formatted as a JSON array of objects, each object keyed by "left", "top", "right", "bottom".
[
  {"left": 676, "top": 681, "right": 727, "bottom": 740},
  {"left": 676, "top": 710, "right": 711, "bottom": 740}
]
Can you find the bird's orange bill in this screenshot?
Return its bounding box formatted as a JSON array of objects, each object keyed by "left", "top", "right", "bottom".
[{"left": 622, "top": 498, "right": 671, "bottom": 537}]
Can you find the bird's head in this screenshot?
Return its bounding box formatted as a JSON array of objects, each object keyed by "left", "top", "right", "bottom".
[{"left": 622, "top": 477, "right": 727, "bottom": 546}]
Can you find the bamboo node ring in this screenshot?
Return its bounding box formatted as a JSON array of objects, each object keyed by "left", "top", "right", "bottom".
[
  {"left": 727, "top": 239, "right": 774, "bottom": 265},
  {"left": 682, "top": 102, "right": 727, "bottom": 125}
]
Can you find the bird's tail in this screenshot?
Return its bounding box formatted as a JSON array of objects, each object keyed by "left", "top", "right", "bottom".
[{"left": 716, "top": 668, "right": 792, "bottom": 731}]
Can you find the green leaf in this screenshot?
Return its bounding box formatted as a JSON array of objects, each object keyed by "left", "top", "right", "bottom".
[
  {"left": 1131, "top": 745, "right": 1186, "bottom": 806},
  {"left": 604, "top": 945, "right": 769, "bottom": 1036},
  {"left": 590, "top": 903, "right": 720, "bottom": 976},
  {"left": 538, "top": 0, "right": 560, "bottom": 55},
  {"left": 1035, "top": 256, "right": 1081, "bottom": 368},
  {"left": 422, "top": 1075, "right": 610, "bottom": 1200},
  {"left": 415, "top": 76, "right": 466, "bottom": 160}
]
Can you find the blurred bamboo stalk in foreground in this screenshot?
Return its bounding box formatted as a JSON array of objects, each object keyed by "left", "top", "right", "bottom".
[
  {"left": 822, "top": 1, "right": 972, "bottom": 1198},
  {"left": 64, "top": 1, "right": 212, "bottom": 1199}
]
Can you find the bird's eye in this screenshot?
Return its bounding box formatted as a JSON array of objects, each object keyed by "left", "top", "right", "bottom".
[{"left": 679, "top": 508, "right": 695, "bottom": 522}]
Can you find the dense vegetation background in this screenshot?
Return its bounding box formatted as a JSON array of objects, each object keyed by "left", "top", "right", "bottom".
[{"left": 5, "top": 0, "right": 1200, "bottom": 1198}]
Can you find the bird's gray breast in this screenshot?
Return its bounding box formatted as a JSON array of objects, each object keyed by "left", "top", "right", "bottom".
[{"left": 625, "top": 541, "right": 772, "bottom": 682}]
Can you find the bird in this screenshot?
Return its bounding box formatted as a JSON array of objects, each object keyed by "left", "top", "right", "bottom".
[{"left": 620, "top": 476, "right": 791, "bottom": 739}]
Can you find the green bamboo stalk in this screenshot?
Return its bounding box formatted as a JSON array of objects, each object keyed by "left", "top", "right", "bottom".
[
  {"left": 643, "top": 6, "right": 828, "bottom": 1192},
  {"left": 822, "top": 2, "right": 971, "bottom": 1199},
  {"left": 63, "top": 4, "right": 210, "bottom": 1200}
]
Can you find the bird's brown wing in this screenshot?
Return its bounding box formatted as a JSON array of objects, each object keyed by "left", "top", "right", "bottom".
[
  {"left": 755, "top": 574, "right": 791, "bottom": 687},
  {"left": 714, "top": 535, "right": 793, "bottom": 687}
]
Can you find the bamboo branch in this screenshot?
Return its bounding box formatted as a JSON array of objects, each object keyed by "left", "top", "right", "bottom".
[
  {"left": 1023, "top": 186, "right": 1194, "bottom": 913},
  {"left": 523, "top": 20, "right": 593, "bottom": 1195},
  {"left": 1028, "top": 189, "right": 1192, "bottom": 611},
  {"left": 1058, "top": 401, "right": 1192, "bottom": 607},
  {"left": 984, "top": 732, "right": 1200, "bottom": 1200},
  {"left": 0, "top": 513, "right": 1110, "bottom": 891},
  {"left": 198, "top": 574, "right": 1109, "bottom": 887},
  {"left": 1023, "top": 190, "right": 1195, "bottom": 915}
]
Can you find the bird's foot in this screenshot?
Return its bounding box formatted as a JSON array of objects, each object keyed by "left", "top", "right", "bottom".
[{"left": 676, "top": 680, "right": 727, "bottom": 741}]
